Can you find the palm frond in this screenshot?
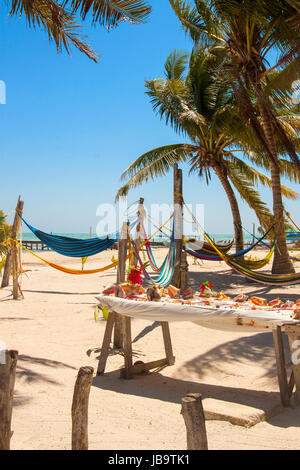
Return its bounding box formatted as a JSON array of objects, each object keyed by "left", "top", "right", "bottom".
[
  {"left": 64, "top": 0, "right": 151, "bottom": 26},
  {"left": 116, "top": 143, "right": 196, "bottom": 199},
  {"left": 164, "top": 49, "right": 189, "bottom": 80},
  {"left": 228, "top": 170, "right": 274, "bottom": 230},
  {"left": 9, "top": 0, "right": 99, "bottom": 61}
]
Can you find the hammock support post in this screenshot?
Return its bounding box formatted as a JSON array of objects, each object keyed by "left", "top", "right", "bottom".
[
  {"left": 180, "top": 250, "right": 189, "bottom": 294},
  {"left": 1, "top": 196, "right": 24, "bottom": 298},
  {"left": 171, "top": 164, "right": 186, "bottom": 288},
  {"left": 133, "top": 198, "right": 145, "bottom": 265},
  {"left": 113, "top": 222, "right": 129, "bottom": 349}
]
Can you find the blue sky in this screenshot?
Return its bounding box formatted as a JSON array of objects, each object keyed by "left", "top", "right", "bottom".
[{"left": 1, "top": 0, "right": 299, "bottom": 235}]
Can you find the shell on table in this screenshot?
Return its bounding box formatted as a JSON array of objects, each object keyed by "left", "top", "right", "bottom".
[
  {"left": 233, "top": 294, "right": 248, "bottom": 303},
  {"left": 167, "top": 285, "right": 180, "bottom": 298},
  {"left": 249, "top": 296, "right": 267, "bottom": 306},
  {"left": 147, "top": 285, "right": 162, "bottom": 301}
]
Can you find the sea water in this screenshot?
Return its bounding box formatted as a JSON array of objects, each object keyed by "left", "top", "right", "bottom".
[{"left": 20, "top": 232, "right": 254, "bottom": 242}]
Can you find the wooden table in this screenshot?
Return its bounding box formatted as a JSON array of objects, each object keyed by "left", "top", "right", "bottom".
[{"left": 96, "top": 296, "right": 300, "bottom": 408}]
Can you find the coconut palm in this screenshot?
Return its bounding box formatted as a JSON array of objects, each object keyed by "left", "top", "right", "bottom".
[
  {"left": 0, "top": 211, "right": 12, "bottom": 274},
  {"left": 169, "top": 0, "right": 300, "bottom": 273},
  {"left": 8, "top": 0, "right": 151, "bottom": 62},
  {"left": 117, "top": 48, "right": 297, "bottom": 252}
]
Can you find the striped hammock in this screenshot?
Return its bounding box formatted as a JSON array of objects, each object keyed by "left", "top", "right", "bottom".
[
  {"left": 184, "top": 228, "right": 272, "bottom": 262},
  {"left": 21, "top": 217, "right": 118, "bottom": 257},
  {"left": 133, "top": 229, "right": 175, "bottom": 287},
  {"left": 204, "top": 233, "right": 300, "bottom": 286}
]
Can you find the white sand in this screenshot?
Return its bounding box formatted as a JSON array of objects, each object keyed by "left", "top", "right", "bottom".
[{"left": 1, "top": 246, "right": 300, "bottom": 450}]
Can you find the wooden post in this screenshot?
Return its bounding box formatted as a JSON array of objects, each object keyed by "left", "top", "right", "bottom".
[
  {"left": 171, "top": 164, "right": 183, "bottom": 287},
  {"left": 133, "top": 198, "right": 145, "bottom": 265},
  {"left": 181, "top": 393, "right": 208, "bottom": 450},
  {"left": 122, "top": 316, "right": 133, "bottom": 379},
  {"left": 285, "top": 326, "right": 300, "bottom": 405},
  {"left": 1, "top": 196, "right": 24, "bottom": 290},
  {"left": 96, "top": 312, "right": 115, "bottom": 376},
  {"left": 0, "top": 350, "right": 18, "bottom": 450},
  {"left": 180, "top": 250, "right": 189, "bottom": 294},
  {"left": 272, "top": 326, "right": 290, "bottom": 406},
  {"left": 161, "top": 322, "right": 175, "bottom": 366},
  {"left": 71, "top": 366, "right": 94, "bottom": 450},
  {"left": 113, "top": 222, "right": 129, "bottom": 349}
]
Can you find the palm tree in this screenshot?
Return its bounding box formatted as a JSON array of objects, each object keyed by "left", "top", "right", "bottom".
[
  {"left": 8, "top": 0, "right": 151, "bottom": 62},
  {"left": 0, "top": 211, "right": 12, "bottom": 274},
  {"left": 116, "top": 48, "right": 297, "bottom": 252},
  {"left": 169, "top": 0, "right": 300, "bottom": 273}
]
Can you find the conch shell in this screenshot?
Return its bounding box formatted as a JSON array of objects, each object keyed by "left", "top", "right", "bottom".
[
  {"left": 249, "top": 296, "right": 267, "bottom": 306},
  {"left": 268, "top": 298, "right": 282, "bottom": 307},
  {"left": 233, "top": 294, "right": 248, "bottom": 303},
  {"left": 167, "top": 285, "right": 180, "bottom": 298},
  {"left": 214, "top": 290, "right": 231, "bottom": 301},
  {"left": 147, "top": 286, "right": 162, "bottom": 301},
  {"left": 293, "top": 307, "right": 300, "bottom": 320},
  {"left": 182, "top": 288, "right": 194, "bottom": 299}
]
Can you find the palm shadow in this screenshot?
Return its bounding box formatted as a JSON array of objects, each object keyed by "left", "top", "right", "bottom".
[
  {"left": 92, "top": 331, "right": 300, "bottom": 428},
  {"left": 22, "top": 290, "right": 100, "bottom": 295},
  {"left": 16, "top": 354, "right": 77, "bottom": 386},
  {"left": 177, "top": 331, "right": 290, "bottom": 381}
]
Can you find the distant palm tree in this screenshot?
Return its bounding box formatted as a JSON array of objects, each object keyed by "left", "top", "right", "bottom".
[
  {"left": 8, "top": 0, "right": 151, "bottom": 61},
  {"left": 117, "top": 48, "right": 297, "bottom": 252},
  {"left": 169, "top": 0, "right": 300, "bottom": 273},
  {"left": 0, "top": 211, "right": 12, "bottom": 274}
]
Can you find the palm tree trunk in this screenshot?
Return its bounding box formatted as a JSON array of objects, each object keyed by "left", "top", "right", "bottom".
[
  {"left": 213, "top": 165, "right": 244, "bottom": 253},
  {"left": 255, "top": 93, "right": 295, "bottom": 274},
  {"left": 270, "top": 160, "right": 294, "bottom": 273}
]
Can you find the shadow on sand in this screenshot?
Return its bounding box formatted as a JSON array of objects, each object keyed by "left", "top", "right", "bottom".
[{"left": 92, "top": 331, "right": 299, "bottom": 429}]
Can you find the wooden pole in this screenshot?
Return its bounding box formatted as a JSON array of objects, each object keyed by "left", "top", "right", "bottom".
[
  {"left": 122, "top": 316, "right": 133, "bottom": 379},
  {"left": 285, "top": 326, "right": 300, "bottom": 405},
  {"left": 181, "top": 393, "right": 208, "bottom": 450},
  {"left": 71, "top": 366, "right": 94, "bottom": 450},
  {"left": 113, "top": 222, "right": 128, "bottom": 349},
  {"left": 180, "top": 250, "right": 189, "bottom": 294},
  {"left": 96, "top": 311, "right": 115, "bottom": 376},
  {"left": 133, "top": 197, "right": 145, "bottom": 265},
  {"left": 0, "top": 350, "right": 18, "bottom": 450},
  {"left": 171, "top": 164, "right": 183, "bottom": 287},
  {"left": 1, "top": 196, "right": 24, "bottom": 290},
  {"left": 272, "top": 326, "right": 290, "bottom": 407}
]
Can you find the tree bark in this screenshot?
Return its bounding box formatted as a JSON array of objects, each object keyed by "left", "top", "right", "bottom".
[
  {"left": 171, "top": 164, "right": 183, "bottom": 286},
  {"left": 1, "top": 197, "right": 24, "bottom": 289},
  {"left": 114, "top": 222, "right": 128, "bottom": 349},
  {"left": 213, "top": 165, "right": 244, "bottom": 253},
  {"left": 0, "top": 350, "right": 18, "bottom": 450},
  {"left": 270, "top": 160, "right": 294, "bottom": 273},
  {"left": 255, "top": 92, "right": 294, "bottom": 274},
  {"left": 181, "top": 393, "right": 208, "bottom": 450},
  {"left": 71, "top": 366, "right": 94, "bottom": 450}
]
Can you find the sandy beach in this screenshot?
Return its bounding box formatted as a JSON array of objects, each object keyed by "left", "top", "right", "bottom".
[{"left": 1, "top": 246, "right": 300, "bottom": 450}]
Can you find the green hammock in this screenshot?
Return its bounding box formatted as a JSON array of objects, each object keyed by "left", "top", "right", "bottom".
[{"left": 205, "top": 233, "right": 300, "bottom": 286}]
